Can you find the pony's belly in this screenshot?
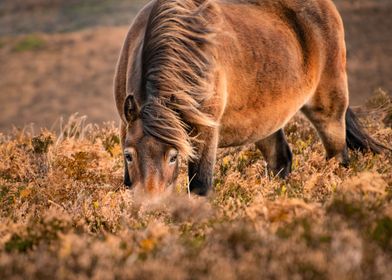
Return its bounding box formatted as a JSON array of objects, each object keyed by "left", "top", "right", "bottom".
[
  {"left": 218, "top": 118, "right": 284, "bottom": 147},
  {"left": 217, "top": 94, "right": 308, "bottom": 148}
]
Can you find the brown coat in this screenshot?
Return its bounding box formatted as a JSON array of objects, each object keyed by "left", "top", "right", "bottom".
[{"left": 114, "top": 0, "right": 386, "bottom": 195}]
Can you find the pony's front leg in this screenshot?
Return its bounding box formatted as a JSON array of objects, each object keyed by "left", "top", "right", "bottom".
[{"left": 188, "top": 127, "right": 219, "bottom": 196}]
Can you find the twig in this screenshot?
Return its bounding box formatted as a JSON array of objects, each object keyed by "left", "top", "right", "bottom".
[{"left": 187, "top": 173, "right": 197, "bottom": 198}]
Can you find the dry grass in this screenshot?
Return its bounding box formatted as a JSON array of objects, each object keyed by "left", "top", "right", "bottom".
[{"left": 0, "top": 92, "right": 392, "bottom": 279}]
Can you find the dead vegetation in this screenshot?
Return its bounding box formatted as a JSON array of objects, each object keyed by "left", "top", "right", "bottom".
[{"left": 0, "top": 91, "right": 391, "bottom": 279}]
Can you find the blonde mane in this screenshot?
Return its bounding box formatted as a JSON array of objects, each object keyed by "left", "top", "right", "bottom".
[{"left": 140, "top": 0, "right": 217, "bottom": 159}]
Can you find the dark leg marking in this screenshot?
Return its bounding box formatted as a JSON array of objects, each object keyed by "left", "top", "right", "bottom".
[{"left": 256, "top": 129, "right": 293, "bottom": 178}]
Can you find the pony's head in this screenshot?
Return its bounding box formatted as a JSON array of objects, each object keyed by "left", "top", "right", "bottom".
[
  {"left": 122, "top": 95, "right": 192, "bottom": 193},
  {"left": 121, "top": 0, "right": 218, "bottom": 193}
]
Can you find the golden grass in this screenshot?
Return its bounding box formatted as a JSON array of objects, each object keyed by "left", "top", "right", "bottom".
[{"left": 0, "top": 91, "right": 391, "bottom": 279}]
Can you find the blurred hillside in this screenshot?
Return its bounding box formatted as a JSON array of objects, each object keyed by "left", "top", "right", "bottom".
[
  {"left": 0, "top": 0, "right": 145, "bottom": 35},
  {"left": 0, "top": 0, "right": 391, "bottom": 130}
]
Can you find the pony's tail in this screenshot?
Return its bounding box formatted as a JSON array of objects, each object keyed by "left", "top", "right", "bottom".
[{"left": 345, "top": 107, "right": 390, "bottom": 153}]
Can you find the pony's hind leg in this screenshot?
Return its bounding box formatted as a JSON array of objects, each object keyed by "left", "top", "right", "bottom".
[
  {"left": 256, "top": 129, "right": 293, "bottom": 178},
  {"left": 301, "top": 84, "right": 349, "bottom": 165}
]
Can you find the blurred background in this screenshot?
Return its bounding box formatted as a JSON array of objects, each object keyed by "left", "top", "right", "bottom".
[{"left": 0, "top": 0, "right": 391, "bottom": 131}]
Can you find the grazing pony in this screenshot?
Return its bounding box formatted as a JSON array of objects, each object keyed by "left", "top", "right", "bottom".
[{"left": 114, "top": 0, "right": 387, "bottom": 195}]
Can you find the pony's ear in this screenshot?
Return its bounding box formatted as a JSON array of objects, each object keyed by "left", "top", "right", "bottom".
[{"left": 123, "top": 95, "right": 139, "bottom": 123}]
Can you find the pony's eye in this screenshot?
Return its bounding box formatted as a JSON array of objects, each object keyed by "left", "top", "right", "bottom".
[
  {"left": 169, "top": 154, "right": 177, "bottom": 163},
  {"left": 124, "top": 148, "right": 136, "bottom": 164},
  {"left": 168, "top": 149, "right": 178, "bottom": 164},
  {"left": 125, "top": 153, "right": 133, "bottom": 163}
]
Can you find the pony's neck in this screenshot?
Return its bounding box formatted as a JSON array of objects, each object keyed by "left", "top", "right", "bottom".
[{"left": 138, "top": 0, "right": 218, "bottom": 159}]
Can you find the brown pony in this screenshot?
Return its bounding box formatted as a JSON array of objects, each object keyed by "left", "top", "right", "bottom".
[{"left": 114, "top": 0, "right": 387, "bottom": 195}]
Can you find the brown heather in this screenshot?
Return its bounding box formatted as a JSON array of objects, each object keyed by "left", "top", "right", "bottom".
[{"left": 0, "top": 90, "right": 392, "bottom": 279}]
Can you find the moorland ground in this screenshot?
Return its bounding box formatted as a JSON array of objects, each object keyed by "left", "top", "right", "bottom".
[
  {"left": 0, "top": 93, "right": 391, "bottom": 279},
  {"left": 0, "top": 0, "right": 392, "bottom": 279}
]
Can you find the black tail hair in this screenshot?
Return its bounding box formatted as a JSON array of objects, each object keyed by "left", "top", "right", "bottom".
[{"left": 346, "top": 107, "right": 390, "bottom": 153}]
